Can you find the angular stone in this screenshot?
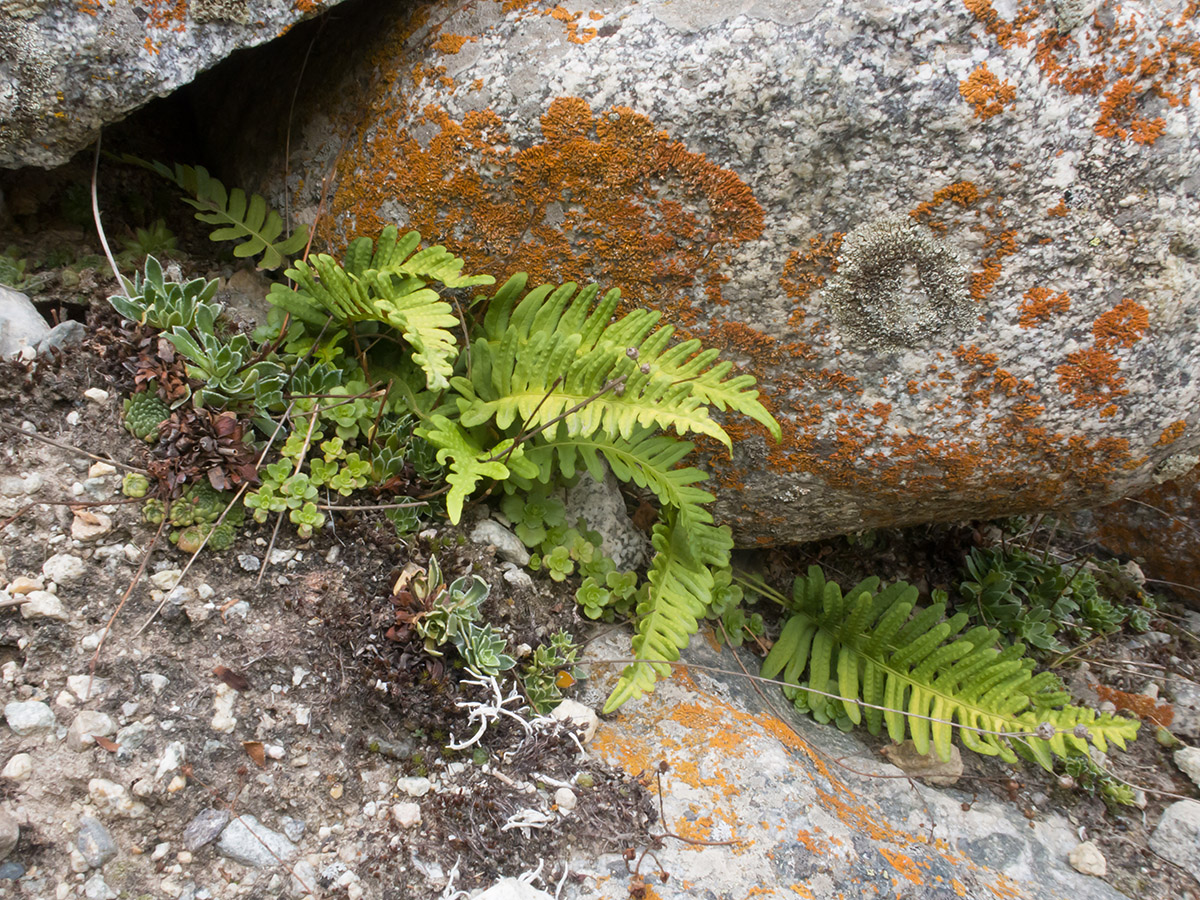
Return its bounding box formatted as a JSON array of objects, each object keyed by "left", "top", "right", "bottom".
[
  {"left": 880, "top": 740, "right": 963, "bottom": 787},
  {"left": 216, "top": 815, "right": 297, "bottom": 867},
  {"left": 0, "top": 810, "right": 18, "bottom": 862},
  {"left": 1068, "top": 841, "right": 1107, "bottom": 878},
  {"left": 469, "top": 519, "right": 530, "bottom": 567},
  {"left": 41, "top": 554, "right": 86, "bottom": 585},
  {"left": 0, "top": 287, "right": 49, "bottom": 359},
  {"left": 1, "top": 754, "right": 32, "bottom": 782},
  {"left": 267, "top": 0, "right": 1200, "bottom": 546},
  {"left": 551, "top": 699, "right": 598, "bottom": 744},
  {"left": 20, "top": 590, "right": 67, "bottom": 621},
  {"left": 4, "top": 701, "right": 55, "bottom": 736},
  {"left": 67, "top": 711, "right": 118, "bottom": 752},
  {"left": 76, "top": 816, "right": 117, "bottom": 869},
  {"left": 87, "top": 779, "right": 147, "bottom": 818},
  {"left": 183, "top": 808, "right": 230, "bottom": 851}
]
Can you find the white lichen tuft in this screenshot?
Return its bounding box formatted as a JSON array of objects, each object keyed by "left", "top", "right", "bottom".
[{"left": 824, "top": 214, "right": 972, "bottom": 350}]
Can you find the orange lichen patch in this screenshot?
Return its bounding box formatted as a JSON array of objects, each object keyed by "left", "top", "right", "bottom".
[
  {"left": 910, "top": 181, "right": 983, "bottom": 223},
  {"left": 879, "top": 848, "right": 925, "bottom": 886},
  {"left": 294, "top": 0, "right": 323, "bottom": 12},
  {"left": 1017, "top": 286, "right": 1070, "bottom": 328},
  {"left": 1046, "top": 198, "right": 1069, "bottom": 217},
  {"left": 432, "top": 33, "right": 476, "bottom": 54},
  {"left": 1155, "top": 420, "right": 1188, "bottom": 446},
  {"left": 1055, "top": 347, "right": 1126, "bottom": 410},
  {"left": 143, "top": 0, "right": 188, "bottom": 31},
  {"left": 966, "top": 0, "right": 1200, "bottom": 146},
  {"left": 77, "top": 0, "right": 101, "bottom": 15},
  {"left": 1094, "top": 683, "right": 1175, "bottom": 727},
  {"left": 959, "top": 63, "right": 1017, "bottom": 119},
  {"left": 1092, "top": 298, "right": 1149, "bottom": 350},
  {"left": 330, "top": 97, "right": 763, "bottom": 319}
]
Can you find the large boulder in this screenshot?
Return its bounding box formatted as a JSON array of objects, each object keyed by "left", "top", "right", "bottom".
[
  {"left": 0, "top": 0, "right": 351, "bottom": 170},
  {"left": 270, "top": 0, "right": 1200, "bottom": 544}
]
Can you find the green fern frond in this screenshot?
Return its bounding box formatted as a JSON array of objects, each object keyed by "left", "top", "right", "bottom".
[
  {"left": 419, "top": 415, "right": 538, "bottom": 522},
  {"left": 465, "top": 275, "right": 781, "bottom": 447},
  {"left": 760, "top": 567, "right": 1139, "bottom": 768},
  {"left": 122, "top": 156, "right": 308, "bottom": 269}
]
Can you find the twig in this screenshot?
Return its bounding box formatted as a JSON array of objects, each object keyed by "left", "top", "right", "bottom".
[
  {"left": 89, "top": 515, "right": 167, "bottom": 683},
  {"left": 91, "top": 134, "right": 122, "bottom": 285},
  {"left": 0, "top": 422, "right": 147, "bottom": 472}
]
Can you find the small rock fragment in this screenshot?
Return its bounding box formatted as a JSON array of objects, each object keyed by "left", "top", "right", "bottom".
[
  {"left": 1068, "top": 840, "right": 1106, "bottom": 877},
  {"left": 156, "top": 741, "right": 186, "bottom": 779},
  {"left": 554, "top": 787, "right": 577, "bottom": 811},
  {"left": 149, "top": 569, "right": 183, "bottom": 591},
  {"left": 66, "top": 676, "right": 109, "bottom": 701},
  {"left": 0, "top": 810, "right": 18, "bottom": 861},
  {"left": 83, "top": 872, "right": 113, "bottom": 900},
  {"left": 216, "top": 815, "right": 297, "bottom": 867},
  {"left": 1, "top": 754, "right": 32, "bottom": 782},
  {"left": 88, "top": 779, "right": 148, "bottom": 818},
  {"left": 880, "top": 740, "right": 964, "bottom": 786},
  {"left": 550, "top": 699, "right": 599, "bottom": 743},
  {"left": 42, "top": 553, "right": 86, "bottom": 585},
  {"left": 71, "top": 510, "right": 113, "bottom": 542},
  {"left": 474, "top": 877, "right": 554, "bottom": 900},
  {"left": 4, "top": 701, "right": 55, "bottom": 736},
  {"left": 4, "top": 576, "right": 42, "bottom": 594},
  {"left": 392, "top": 802, "right": 421, "bottom": 828},
  {"left": 20, "top": 590, "right": 67, "bottom": 621},
  {"left": 76, "top": 816, "right": 117, "bottom": 868},
  {"left": 83, "top": 388, "right": 109, "bottom": 403},
  {"left": 67, "top": 711, "right": 118, "bottom": 752},
  {"left": 1175, "top": 746, "right": 1200, "bottom": 788},
  {"left": 396, "top": 776, "right": 432, "bottom": 798},
  {"left": 211, "top": 683, "right": 237, "bottom": 734},
  {"left": 183, "top": 809, "right": 229, "bottom": 851},
  {"left": 139, "top": 672, "right": 169, "bottom": 695},
  {"left": 470, "top": 519, "right": 531, "bottom": 566}
]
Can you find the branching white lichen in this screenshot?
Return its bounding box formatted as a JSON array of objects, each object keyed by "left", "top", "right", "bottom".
[{"left": 824, "top": 214, "right": 972, "bottom": 349}]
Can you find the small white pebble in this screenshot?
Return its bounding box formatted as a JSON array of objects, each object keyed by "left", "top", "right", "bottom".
[
  {"left": 555, "top": 787, "right": 577, "bottom": 811},
  {"left": 83, "top": 388, "right": 109, "bottom": 403},
  {"left": 176, "top": 850, "right": 192, "bottom": 865}
]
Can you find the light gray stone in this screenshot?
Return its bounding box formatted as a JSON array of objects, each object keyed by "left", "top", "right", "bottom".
[
  {"left": 4, "top": 701, "right": 55, "bottom": 736},
  {"left": 1151, "top": 800, "right": 1200, "bottom": 880},
  {"left": 475, "top": 879, "right": 552, "bottom": 900},
  {"left": 1068, "top": 841, "right": 1107, "bottom": 877},
  {"left": 564, "top": 468, "right": 648, "bottom": 571},
  {"left": 19, "top": 590, "right": 66, "bottom": 621},
  {"left": 1175, "top": 746, "right": 1200, "bottom": 787},
  {"left": 67, "top": 711, "right": 118, "bottom": 752},
  {"left": 470, "top": 519, "right": 531, "bottom": 566},
  {"left": 0, "top": 286, "right": 49, "bottom": 359},
  {"left": 42, "top": 553, "right": 86, "bottom": 585},
  {"left": 76, "top": 816, "right": 116, "bottom": 869},
  {"left": 395, "top": 776, "right": 432, "bottom": 798},
  {"left": 83, "top": 872, "right": 112, "bottom": 900},
  {"left": 277, "top": 0, "right": 1200, "bottom": 546},
  {"left": 216, "top": 815, "right": 297, "bottom": 867},
  {"left": 35, "top": 319, "right": 85, "bottom": 357}
]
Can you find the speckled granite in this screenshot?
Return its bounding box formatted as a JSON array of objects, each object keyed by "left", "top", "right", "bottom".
[
  {"left": 0, "top": 0, "right": 348, "bottom": 169},
  {"left": 574, "top": 632, "right": 1129, "bottom": 900}
]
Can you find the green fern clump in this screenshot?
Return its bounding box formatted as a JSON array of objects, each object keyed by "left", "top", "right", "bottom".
[{"left": 758, "top": 567, "right": 1139, "bottom": 769}]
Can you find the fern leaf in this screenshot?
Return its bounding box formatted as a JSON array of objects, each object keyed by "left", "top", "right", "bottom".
[
  {"left": 764, "top": 568, "right": 1141, "bottom": 768},
  {"left": 371, "top": 272, "right": 461, "bottom": 390},
  {"left": 121, "top": 156, "right": 308, "bottom": 269},
  {"left": 603, "top": 513, "right": 729, "bottom": 712},
  {"left": 469, "top": 278, "right": 781, "bottom": 446},
  {"left": 418, "top": 415, "right": 536, "bottom": 522}
]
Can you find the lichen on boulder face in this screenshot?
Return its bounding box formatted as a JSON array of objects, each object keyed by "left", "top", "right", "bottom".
[
  {"left": 0, "top": 0, "right": 351, "bottom": 169},
  {"left": 272, "top": 0, "right": 1199, "bottom": 546}
]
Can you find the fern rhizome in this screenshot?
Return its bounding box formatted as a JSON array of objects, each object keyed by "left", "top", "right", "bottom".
[{"left": 754, "top": 567, "right": 1139, "bottom": 768}]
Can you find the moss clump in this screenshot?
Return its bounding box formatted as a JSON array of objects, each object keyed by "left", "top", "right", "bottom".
[{"left": 122, "top": 392, "right": 170, "bottom": 442}]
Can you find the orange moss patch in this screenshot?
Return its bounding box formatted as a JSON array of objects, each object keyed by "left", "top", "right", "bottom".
[
  {"left": 1156, "top": 420, "right": 1188, "bottom": 446},
  {"left": 330, "top": 97, "right": 763, "bottom": 321},
  {"left": 966, "top": 0, "right": 1200, "bottom": 146},
  {"left": 1094, "top": 684, "right": 1174, "bottom": 727},
  {"left": 959, "top": 63, "right": 1017, "bottom": 119},
  {"left": 1017, "top": 286, "right": 1070, "bottom": 328},
  {"left": 1093, "top": 298, "right": 1149, "bottom": 350},
  {"left": 432, "top": 33, "right": 476, "bottom": 54},
  {"left": 1055, "top": 347, "right": 1126, "bottom": 411}
]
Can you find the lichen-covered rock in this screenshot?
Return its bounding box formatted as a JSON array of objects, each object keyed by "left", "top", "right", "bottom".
[
  {"left": 0, "top": 0, "right": 350, "bottom": 170},
  {"left": 270, "top": 0, "right": 1199, "bottom": 545}
]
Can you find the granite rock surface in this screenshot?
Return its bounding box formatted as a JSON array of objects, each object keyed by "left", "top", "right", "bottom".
[
  {"left": 267, "top": 0, "right": 1200, "bottom": 545},
  {"left": 0, "top": 0, "right": 349, "bottom": 169}
]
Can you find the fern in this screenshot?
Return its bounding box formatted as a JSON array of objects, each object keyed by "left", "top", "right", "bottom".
[
  {"left": 758, "top": 567, "right": 1139, "bottom": 769},
  {"left": 461, "top": 274, "right": 780, "bottom": 448},
  {"left": 268, "top": 226, "right": 492, "bottom": 390},
  {"left": 122, "top": 156, "right": 308, "bottom": 269}
]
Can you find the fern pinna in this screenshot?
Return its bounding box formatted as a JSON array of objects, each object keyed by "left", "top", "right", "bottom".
[
  {"left": 424, "top": 272, "right": 780, "bottom": 712},
  {"left": 759, "top": 567, "right": 1138, "bottom": 769}
]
